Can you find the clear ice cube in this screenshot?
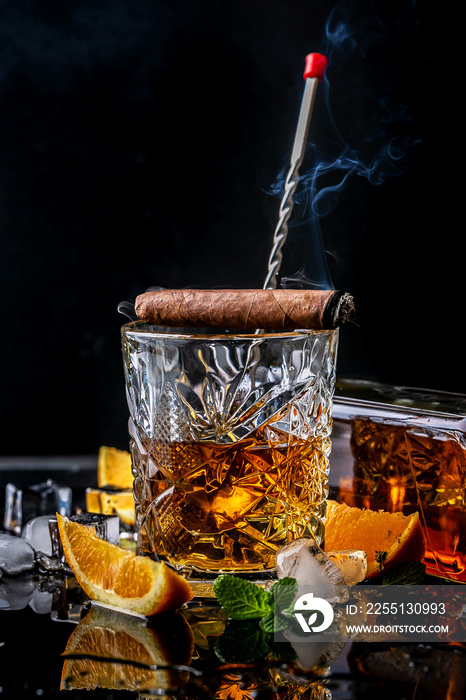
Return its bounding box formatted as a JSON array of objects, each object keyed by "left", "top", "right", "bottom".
[
  {"left": 276, "top": 536, "right": 348, "bottom": 603},
  {"left": 70, "top": 513, "right": 120, "bottom": 545},
  {"left": 21, "top": 515, "right": 55, "bottom": 556},
  {"left": 0, "top": 533, "right": 35, "bottom": 576},
  {"left": 283, "top": 638, "right": 346, "bottom": 673},
  {"left": 28, "top": 585, "right": 53, "bottom": 615},
  {"left": 326, "top": 549, "right": 367, "bottom": 585},
  {"left": 0, "top": 575, "right": 35, "bottom": 610},
  {"left": 3, "top": 480, "right": 71, "bottom": 534}
]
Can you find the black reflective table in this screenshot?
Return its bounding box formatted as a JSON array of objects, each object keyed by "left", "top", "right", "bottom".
[
  {"left": 1, "top": 457, "right": 465, "bottom": 699},
  {"left": 2, "top": 594, "right": 466, "bottom": 699}
]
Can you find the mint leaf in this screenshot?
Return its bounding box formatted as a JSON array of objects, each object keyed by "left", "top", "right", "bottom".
[
  {"left": 214, "top": 619, "right": 271, "bottom": 662},
  {"left": 270, "top": 577, "right": 298, "bottom": 613},
  {"left": 214, "top": 619, "right": 297, "bottom": 663},
  {"left": 382, "top": 561, "right": 426, "bottom": 585},
  {"left": 213, "top": 575, "right": 272, "bottom": 619},
  {"left": 259, "top": 611, "right": 276, "bottom": 633},
  {"left": 259, "top": 611, "right": 290, "bottom": 633}
]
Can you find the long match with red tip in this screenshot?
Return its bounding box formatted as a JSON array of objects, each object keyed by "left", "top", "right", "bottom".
[{"left": 263, "top": 53, "right": 328, "bottom": 290}]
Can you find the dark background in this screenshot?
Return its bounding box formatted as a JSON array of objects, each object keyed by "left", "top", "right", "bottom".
[{"left": 0, "top": 0, "right": 460, "bottom": 455}]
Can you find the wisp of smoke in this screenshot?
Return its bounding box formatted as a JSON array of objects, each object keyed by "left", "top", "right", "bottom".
[{"left": 270, "top": 0, "right": 421, "bottom": 289}]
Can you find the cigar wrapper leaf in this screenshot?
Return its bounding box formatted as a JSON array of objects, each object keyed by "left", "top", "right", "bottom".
[{"left": 134, "top": 289, "right": 355, "bottom": 331}]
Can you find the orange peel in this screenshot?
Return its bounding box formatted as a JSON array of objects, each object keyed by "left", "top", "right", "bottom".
[
  {"left": 56, "top": 513, "right": 193, "bottom": 616},
  {"left": 97, "top": 445, "right": 133, "bottom": 489},
  {"left": 324, "top": 500, "right": 426, "bottom": 579}
]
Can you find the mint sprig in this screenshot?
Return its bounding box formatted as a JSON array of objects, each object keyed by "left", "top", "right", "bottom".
[
  {"left": 271, "top": 576, "right": 298, "bottom": 609},
  {"left": 212, "top": 576, "right": 298, "bottom": 662},
  {"left": 212, "top": 575, "right": 272, "bottom": 619},
  {"left": 212, "top": 575, "right": 298, "bottom": 623},
  {"left": 214, "top": 619, "right": 273, "bottom": 663}
]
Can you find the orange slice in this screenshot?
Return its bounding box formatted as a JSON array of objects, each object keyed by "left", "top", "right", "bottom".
[
  {"left": 56, "top": 513, "right": 193, "bottom": 616},
  {"left": 104, "top": 491, "right": 136, "bottom": 527},
  {"left": 97, "top": 446, "right": 133, "bottom": 489},
  {"left": 324, "top": 500, "right": 426, "bottom": 579},
  {"left": 61, "top": 605, "right": 194, "bottom": 693},
  {"left": 86, "top": 488, "right": 136, "bottom": 527}
]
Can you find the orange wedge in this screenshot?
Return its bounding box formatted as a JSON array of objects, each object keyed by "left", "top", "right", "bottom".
[
  {"left": 61, "top": 605, "right": 194, "bottom": 693},
  {"left": 97, "top": 446, "right": 133, "bottom": 489},
  {"left": 86, "top": 488, "right": 136, "bottom": 527},
  {"left": 56, "top": 513, "right": 193, "bottom": 616},
  {"left": 324, "top": 500, "right": 426, "bottom": 579}
]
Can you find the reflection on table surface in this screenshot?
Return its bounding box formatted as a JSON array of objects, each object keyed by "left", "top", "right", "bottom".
[{"left": 1, "top": 577, "right": 466, "bottom": 699}]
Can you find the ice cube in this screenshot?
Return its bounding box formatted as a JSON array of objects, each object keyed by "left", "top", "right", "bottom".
[
  {"left": 276, "top": 536, "right": 348, "bottom": 603},
  {"left": 21, "top": 515, "right": 55, "bottom": 556},
  {"left": 280, "top": 639, "right": 346, "bottom": 673},
  {"left": 29, "top": 585, "right": 53, "bottom": 614},
  {"left": 0, "top": 575, "right": 35, "bottom": 610},
  {"left": 48, "top": 513, "right": 121, "bottom": 564},
  {"left": 0, "top": 533, "right": 35, "bottom": 576},
  {"left": 3, "top": 480, "right": 71, "bottom": 534},
  {"left": 326, "top": 549, "right": 367, "bottom": 585},
  {"left": 70, "top": 513, "right": 120, "bottom": 545},
  {"left": 22, "top": 513, "right": 120, "bottom": 562}
]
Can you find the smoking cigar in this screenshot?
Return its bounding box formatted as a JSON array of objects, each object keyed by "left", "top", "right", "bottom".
[{"left": 134, "top": 289, "right": 355, "bottom": 330}]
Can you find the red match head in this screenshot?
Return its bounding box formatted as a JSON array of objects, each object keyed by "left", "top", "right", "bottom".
[{"left": 303, "top": 53, "right": 328, "bottom": 82}]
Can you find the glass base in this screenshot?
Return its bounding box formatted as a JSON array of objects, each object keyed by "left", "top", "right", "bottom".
[{"left": 178, "top": 567, "right": 278, "bottom": 598}]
